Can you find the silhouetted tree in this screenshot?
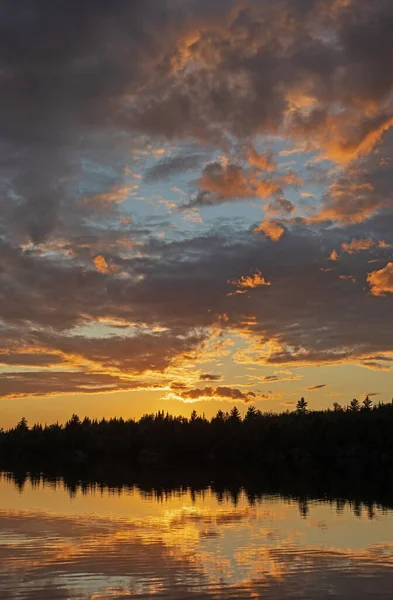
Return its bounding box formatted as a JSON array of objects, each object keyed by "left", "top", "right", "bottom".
[
  {"left": 229, "top": 406, "right": 241, "bottom": 422},
  {"left": 214, "top": 410, "right": 225, "bottom": 422},
  {"left": 67, "top": 414, "right": 81, "bottom": 427},
  {"left": 1, "top": 399, "right": 393, "bottom": 471},
  {"left": 296, "top": 397, "right": 308, "bottom": 414},
  {"left": 333, "top": 402, "right": 343, "bottom": 412},
  {"left": 362, "top": 396, "right": 373, "bottom": 411},
  {"left": 190, "top": 410, "right": 198, "bottom": 422},
  {"left": 245, "top": 406, "right": 258, "bottom": 420},
  {"left": 16, "top": 417, "right": 29, "bottom": 432}
]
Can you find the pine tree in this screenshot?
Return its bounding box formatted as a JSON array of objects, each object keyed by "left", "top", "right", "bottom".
[
  {"left": 229, "top": 406, "right": 241, "bottom": 422},
  {"left": 296, "top": 397, "right": 308, "bottom": 414},
  {"left": 245, "top": 405, "right": 257, "bottom": 420},
  {"left": 349, "top": 398, "right": 360, "bottom": 412}
]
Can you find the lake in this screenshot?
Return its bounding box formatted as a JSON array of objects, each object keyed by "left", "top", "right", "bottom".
[{"left": 1, "top": 472, "right": 393, "bottom": 599}]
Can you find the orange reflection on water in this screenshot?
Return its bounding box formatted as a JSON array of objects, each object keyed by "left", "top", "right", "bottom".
[{"left": 1, "top": 474, "right": 393, "bottom": 599}]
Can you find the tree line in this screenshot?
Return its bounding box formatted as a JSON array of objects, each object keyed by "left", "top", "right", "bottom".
[{"left": 1, "top": 396, "right": 393, "bottom": 469}]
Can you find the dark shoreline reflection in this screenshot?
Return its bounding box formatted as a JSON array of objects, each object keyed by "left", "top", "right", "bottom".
[
  {"left": 3, "top": 464, "right": 393, "bottom": 517},
  {"left": 1, "top": 468, "right": 393, "bottom": 599}
]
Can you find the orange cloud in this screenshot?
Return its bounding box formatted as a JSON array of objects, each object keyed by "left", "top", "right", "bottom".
[
  {"left": 253, "top": 220, "right": 284, "bottom": 242},
  {"left": 329, "top": 249, "right": 340, "bottom": 261},
  {"left": 327, "top": 116, "right": 393, "bottom": 164},
  {"left": 341, "top": 238, "right": 389, "bottom": 254},
  {"left": 306, "top": 179, "right": 384, "bottom": 225},
  {"left": 367, "top": 262, "right": 393, "bottom": 297},
  {"left": 230, "top": 270, "right": 271, "bottom": 291},
  {"left": 93, "top": 255, "right": 119, "bottom": 275},
  {"left": 339, "top": 275, "right": 356, "bottom": 283},
  {"left": 199, "top": 163, "right": 255, "bottom": 199},
  {"left": 79, "top": 186, "right": 132, "bottom": 211},
  {"left": 280, "top": 172, "right": 304, "bottom": 187},
  {"left": 289, "top": 110, "right": 393, "bottom": 166},
  {"left": 191, "top": 159, "right": 302, "bottom": 208},
  {"left": 254, "top": 179, "right": 283, "bottom": 200},
  {"left": 247, "top": 145, "right": 276, "bottom": 172}
]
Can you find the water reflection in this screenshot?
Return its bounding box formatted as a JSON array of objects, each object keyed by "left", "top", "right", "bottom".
[{"left": 1, "top": 471, "right": 393, "bottom": 599}]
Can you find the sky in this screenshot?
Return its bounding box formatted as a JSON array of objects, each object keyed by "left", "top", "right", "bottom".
[{"left": 1, "top": 0, "right": 393, "bottom": 426}]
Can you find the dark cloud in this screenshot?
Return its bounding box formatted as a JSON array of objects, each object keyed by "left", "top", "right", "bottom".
[
  {"left": 0, "top": 371, "right": 154, "bottom": 400},
  {"left": 2, "top": 0, "right": 393, "bottom": 244},
  {"left": 1, "top": 217, "right": 393, "bottom": 384},
  {"left": 307, "top": 384, "right": 327, "bottom": 391},
  {"left": 180, "top": 386, "right": 258, "bottom": 403},
  {"left": 2, "top": 0, "right": 393, "bottom": 404},
  {"left": 0, "top": 353, "right": 63, "bottom": 368},
  {"left": 171, "top": 382, "right": 188, "bottom": 390},
  {"left": 199, "top": 374, "right": 223, "bottom": 382},
  {"left": 143, "top": 152, "right": 208, "bottom": 182},
  {"left": 182, "top": 160, "right": 301, "bottom": 209},
  {"left": 127, "top": 1, "right": 393, "bottom": 160}
]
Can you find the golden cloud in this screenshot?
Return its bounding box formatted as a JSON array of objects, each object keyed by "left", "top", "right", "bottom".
[
  {"left": 329, "top": 249, "right": 340, "bottom": 261},
  {"left": 247, "top": 145, "right": 276, "bottom": 172},
  {"left": 230, "top": 270, "right": 271, "bottom": 291},
  {"left": 198, "top": 163, "right": 255, "bottom": 199},
  {"left": 93, "top": 256, "right": 119, "bottom": 275},
  {"left": 367, "top": 262, "right": 393, "bottom": 297},
  {"left": 341, "top": 238, "right": 389, "bottom": 254},
  {"left": 253, "top": 221, "right": 285, "bottom": 242}
]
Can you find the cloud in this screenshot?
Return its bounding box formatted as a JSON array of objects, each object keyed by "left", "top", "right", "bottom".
[
  {"left": 4, "top": 0, "right": 393, "bottom": 247},
  {"left": 183, "top": 155, "right": 303, "bottom": 209},
  {"left": 0, "top": 371, "right": 159, "bottom": 401},
  {"left": 184, "top": 162, "right": 283, "bottom": 208},
  {"left": 126, "top": 0, "right": 393, "bottom": 165},
  {"left": 3, "top": 0, "right": 393, "bottom": 406},
  {"left": 342, "top": 239, "right": 375, "bottom": 254},
  {"left": 143, "top": 153, "right": 207, "bottom": 182},
  {"left": 329, "top": 249, "right": 340, "bottom": 261},
  {"left": 247, "top": 145, "right": 276, "bottom": 172},
  {"left": 93, "top": 256, "right": 118, "bottom": 275},
  {"left": 255, "top": 373, "right": 302, "bottom": 385},
  {"left": 341, "top": 238, "right": 389, "bottom": 254},
  {"left": 179, "top": 385, "right": 260, "bottom": 403},
  {"left": 229, "top": 270, "right": 271, "bottom": 292},
  {"left": 199, "top": 374, "right": 222, "bottom": 382},
  {"left": 253, "top": 221, "right": 285, "bottom": 242},
  {"left": 367, "top": 263, "right": 393, "bottom": 296},
  {"left": 1, "top": 214, "right": 393, "bottom": 387},
  {"left": 266, "top": 197, "right": 295, "bottom": 217},
  {"left": 198, "top": 162, "right": 256, "bottom": 199},
  {"left": 306, "top": 384, "right": 328, "bottom": 391},
  {"left": 0, "top": 352, "right": 63, "bottom": 368},
  {"left": 339, "top": 275, "right": 356, "bottom": 283}
]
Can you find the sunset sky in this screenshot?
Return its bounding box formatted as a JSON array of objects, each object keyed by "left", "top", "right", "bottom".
[{"left": 1, "top": 0, "right": 393, "bottom": 427}]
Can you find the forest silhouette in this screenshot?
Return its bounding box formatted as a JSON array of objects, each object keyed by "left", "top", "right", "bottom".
[{"left": 1, "top": 396, "right": 393, "bottom": 471}]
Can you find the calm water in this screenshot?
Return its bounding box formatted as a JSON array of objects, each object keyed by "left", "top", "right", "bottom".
[{"left": 1, "top": 473, "right": 393, "bottom": 599}]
